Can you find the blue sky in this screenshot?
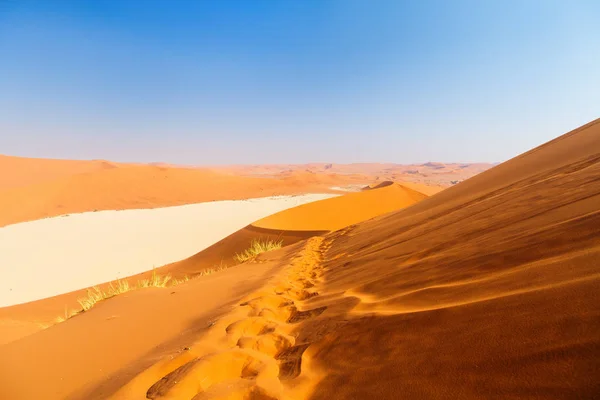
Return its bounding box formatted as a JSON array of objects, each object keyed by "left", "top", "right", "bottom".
[{"left": 1, "top": 0, "right": 598, "bottom": 164}]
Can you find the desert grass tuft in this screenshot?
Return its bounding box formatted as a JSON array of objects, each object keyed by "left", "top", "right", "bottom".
[
  {"left": 53, "top": 306, "right": 80, "bottom": 324},
  {"left": 137, "top": 269, "right": 172, "bottom": 288},
  {"left": 171, "top": 275, "right": 190, "bottom": 285},
  {"left": 63, "top": 265, "right": 228, "bottom": 324},
  {"left": 78, "top": 286, "right": 109, "bottom": 311},
  {"left": 108, "top": 279, "right": 130, "bottom": 295},
  {"left": 234, "top": 239, "right": 283, "bottom": 263},
  {"left": 195, "top": 260, "right": 229, "bottom": 277}
]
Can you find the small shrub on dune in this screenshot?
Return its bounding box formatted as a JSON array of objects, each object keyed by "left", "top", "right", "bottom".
[{"left": 234, "top": 239, "right": 283, "bottom": 263}]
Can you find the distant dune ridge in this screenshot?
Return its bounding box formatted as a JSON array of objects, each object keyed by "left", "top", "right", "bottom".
[
  {"left": 212, "top": 161, "right": 494, "bottom": 186},
  {"left": 0, "top": 155, "right": 122, "bottom": 190},
  {"left": 0, "top": 155, "right": 475, "bottom": 227},
  {"left": 0, "top": 163, "right": 350, "bottom": 227}
]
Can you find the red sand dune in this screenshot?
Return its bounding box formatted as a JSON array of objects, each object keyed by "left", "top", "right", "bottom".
[
  {"left": 2, "top": 119, "right": 598, "bottom": 399},
  {"left": 0, "top": 177, "right": 429, "bottom": 399},
  {"left": 103, "top": 118, "right": 598, "bottom": 399},
  {"left": 0, "top": 181, "right": 427, "bottom": 345}
]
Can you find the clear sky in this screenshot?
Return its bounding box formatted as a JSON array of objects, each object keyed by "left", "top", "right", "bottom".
[{"left": 1, "top": 0, "right": 598, "bottom": 165}]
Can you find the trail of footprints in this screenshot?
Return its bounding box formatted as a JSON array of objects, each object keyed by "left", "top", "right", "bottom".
[{"left": 146, "top": 237, "right": 330, "bottom": 400}]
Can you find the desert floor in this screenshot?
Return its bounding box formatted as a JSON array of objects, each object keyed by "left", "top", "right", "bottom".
[{"left": 0, "top": 194, "right": 337, "bottom": 307}]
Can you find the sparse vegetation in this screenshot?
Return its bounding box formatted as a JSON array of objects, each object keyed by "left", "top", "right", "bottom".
[
  {"left": 54, "top": 306, "right": 79, "bottom": 323},
  {"left": 77, "top": 273, "right": 175, "bottom": 311},
  {"left": 137, "top": 269, "right": 173, "bottom": 288},
  {"left": 199, "top": 261, "right": 229, "bottom": 276},
  {"left": 54, "top": 266, "right": 228, "bottom": 326},
  {"left": 234, "top": 238, "right": 283, "bottom": 263}
]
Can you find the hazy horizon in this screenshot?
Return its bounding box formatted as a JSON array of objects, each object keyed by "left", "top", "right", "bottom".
[{"left": 1, "top": 1, "right": 599, "bottom": 165}]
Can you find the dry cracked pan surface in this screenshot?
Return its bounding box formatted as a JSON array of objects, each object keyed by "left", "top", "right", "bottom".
[{"left": 1, "top": 119, "right": 599, "bottom": 399}]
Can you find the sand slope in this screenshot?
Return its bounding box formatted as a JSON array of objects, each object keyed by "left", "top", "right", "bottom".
[
  {"left": 0, "top": 248, "right": 297, "bottom": 399},
  {"left": 161, "top": 182, "right": 428, "bottom": 278},
  {"left": 253, "top": 183, "right": 427, "bottom": 231},
  {"left": 105, "top": 119, "right": 600, "bottom": 399},
  {"left": 0, "top": 177, "right": 431, "bottom": 398}
]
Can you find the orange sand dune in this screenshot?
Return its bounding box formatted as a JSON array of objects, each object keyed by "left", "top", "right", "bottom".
[
  {"left": 161, "top": 183, "right": 427, "bottom": 277},
  {"left": 254, "top": 182, "right": 427, "bottom": 231},
  {"left": 0, "top": 154, "right": 121, "bottom": 190},
  {"left": 0, "top": 182, "right": 425, "bottom": 346},
  {"left": 0, "top": 178, "right": 429, "bottom": 398},
  {"left": 2, "top": 119, "right": 598, "bottom": 399},
  {"left": 102, "top": 119, "right": 599, "bottom": 399},
  {"left": 0, "top": 164, "right": 345, "bottom": 227}
]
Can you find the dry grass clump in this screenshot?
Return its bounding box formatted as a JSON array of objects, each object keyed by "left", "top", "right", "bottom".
[
  {"left": 56, "top": 265, "right": 230, "bottom": 326},
  {"left": 137, "top": 269, "right": 173, "bottom": 288},
  {"left": 196, "top": 260, "right": 228, "bottom": 276},
  {"left": 77, "top": 279, "right": 132, "bottom": 311},
  {"left": 234, "top": 239, "right": 283, "bottom": 263},
  {"left": 76, "top": 272, "right": 185, "bottom": 312},
  {"left": 54, "top": 306, "right": 80, "bottom": 324}
]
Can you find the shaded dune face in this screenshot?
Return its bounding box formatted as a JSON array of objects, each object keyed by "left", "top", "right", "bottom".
[
  {"left": 113, "top": 119, "right": 600, "bottom": 399},
  {"left": 296, "top": 119, "right": 600, "bottom": 399}
]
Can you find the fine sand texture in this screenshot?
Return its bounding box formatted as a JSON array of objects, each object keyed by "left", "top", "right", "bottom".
[
  {"left": 0, "top": 194, "right": 336, "bottom": 307},
  {"left": 96, "top": 119, "right": 599, "bottom": 399}
]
